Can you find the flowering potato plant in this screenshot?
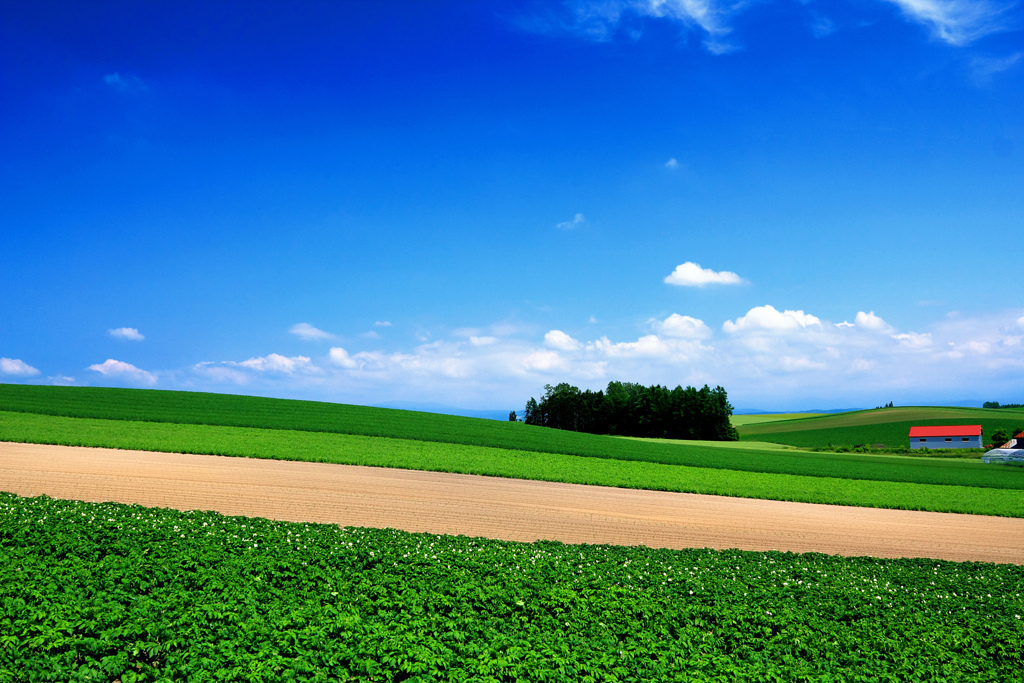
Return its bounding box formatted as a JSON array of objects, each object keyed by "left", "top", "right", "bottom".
[{"left": 1, "top": 493, "right": 1021, "bottom": 682}]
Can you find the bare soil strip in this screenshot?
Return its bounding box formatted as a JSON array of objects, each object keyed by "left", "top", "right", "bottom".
[{"left": 2, "top": 441, "right": 1023, "bottom": 564}]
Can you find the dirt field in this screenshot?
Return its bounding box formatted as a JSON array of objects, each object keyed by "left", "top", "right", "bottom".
[{"left": 2, "top": 441, "right": 1023, "bottom": 564}]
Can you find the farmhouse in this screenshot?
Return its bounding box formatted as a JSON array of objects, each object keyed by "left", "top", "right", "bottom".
[
  {"left": 982, "top": 431, "right": 1024, "bottom": 464},
  {"left": 908, "top": 425, "right": 982, "bottom": 450},
  {"left": 1001, "top": 431, "right": 1024, "bottom": 450}
]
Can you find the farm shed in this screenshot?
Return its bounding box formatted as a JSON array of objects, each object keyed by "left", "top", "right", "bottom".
[
  {"left": 982, "top": 431, "right": 1024, "bottom": 464},
  {"left": 1003, "top": 431, "right": 1024, "bottom": 450},
  {"left": 908, "top": 425, "right": 982, "bottom": 450}
]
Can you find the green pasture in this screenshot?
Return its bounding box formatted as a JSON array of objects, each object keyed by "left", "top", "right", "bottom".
[
  {"left": 2, "top": 411, "right": 1023, "bottom": 517},
  {"left": 730, "top": 413, "right": 822, "bottom": 426},
  {"left": 739, "top": 406, "right": 1024, "bottom": 449},
  {"left": 6, "top": 386, "right": 1022, "bottom": 487},
  {"left": 620, "top": 436, "right": 804, "bottom": 450},
  {"left": 1, "top": 384, "right": 761, "bottom": 462}
]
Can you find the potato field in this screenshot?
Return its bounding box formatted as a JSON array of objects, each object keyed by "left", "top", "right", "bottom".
[{"left": 2, "top": 493, "right": 1022, "bottom": 682}]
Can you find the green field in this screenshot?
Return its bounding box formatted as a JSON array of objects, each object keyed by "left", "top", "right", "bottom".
[
  {"left": 3, "top": 410, "right": 1024, "bottom": 517},
  {"left": 4, "top": 386, "right": 1024, "bottom": 489},
  {"left": 730, "top": 412, "right": 823, "bottom": 426},
  {"left": 3, "top": 493, "right": 1022, "bottom": 682},
  {"left": 738, "top": 406, "right": 1024, "bottom": 449},
  {"left": 4, "top": 386, "right": 1024, "bottom": 517},
  {"left": 2, "top": 384, "right": 803, "bottom": 463}
]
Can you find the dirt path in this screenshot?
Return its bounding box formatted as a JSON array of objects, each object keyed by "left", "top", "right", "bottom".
[{"left": 2, "top": 441, "right": 1023, "bottom": 564}]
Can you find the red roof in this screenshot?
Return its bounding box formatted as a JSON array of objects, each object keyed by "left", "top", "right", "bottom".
[{"left": 908, "top": 425, "right": 982, "bottom": 437}]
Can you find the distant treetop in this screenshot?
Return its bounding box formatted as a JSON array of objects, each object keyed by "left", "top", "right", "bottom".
[
  {"left": 523, "top": 381, "right": 738, "bottom": 441},
  {"left": 984, "top": 401, "right": 1024, "bottom": 410}
]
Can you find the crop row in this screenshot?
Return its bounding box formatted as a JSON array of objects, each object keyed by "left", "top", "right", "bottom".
[
  {"left": 738, "top": 409, "right": 1024, "bottom": 450},
  {"left": 3, "top": 390, "right": 1024, "bottom": 492},
  {"left": 1, "top": 492, "right": 1021, "bottom": 682},
  {"left": 2, "top": 411, "right": 1024, "bottom": 517},
  {"left": 741, "top": 421, "right": 1024, "bottom": 450}
]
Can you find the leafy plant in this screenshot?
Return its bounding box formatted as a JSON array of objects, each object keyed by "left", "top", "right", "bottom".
[{"left": 1, "top": 493, "right": 1021, "bottom": 681}]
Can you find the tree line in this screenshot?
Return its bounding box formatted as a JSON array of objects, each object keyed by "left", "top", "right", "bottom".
[{"left": 521, "top": 381, "right": 738, "bottom": 441}]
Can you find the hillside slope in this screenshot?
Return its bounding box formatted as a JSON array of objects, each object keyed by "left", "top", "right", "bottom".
[
  {"left": 4, "top": 387, "right": 1024, "bottom": 492},
  {"left": 738, "top": 406, "right": 1024, "bottom": 448}
]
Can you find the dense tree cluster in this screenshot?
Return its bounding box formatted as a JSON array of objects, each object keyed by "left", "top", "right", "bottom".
[
  {"left": 984, "top": 401, "right": 1024, "bottom": 409},
  {"left": 523, "top": 381, "right": 738, "bottom": 441}
]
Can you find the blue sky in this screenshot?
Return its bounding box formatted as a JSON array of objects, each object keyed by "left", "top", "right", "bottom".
[{"left": 1, "top": 0, "right": 1022, "bottom": 412}]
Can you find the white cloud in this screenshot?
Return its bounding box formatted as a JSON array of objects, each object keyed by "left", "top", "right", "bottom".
[
  {"left": 289, "top": 323, "right": 334, "bottom": 341},
  {"left": 779, "top": 355, "right": 827, "bottom": 371},
  {"left": 964, "top": 340, "right": 991, "bottom": 354},
  {"left": 166, "top": 308, "right": 1024, "bottom": 412},
  {"left": 0, "top": 358, "right": 40, "bottom": 377},
  {"left": 849, "top": 358, "right": 876, "bottom": 372},
  {"left": 109, "top": 327, "right": 145, "bottom": 341},
  {"left": 522, "top": 350, "right": 568, "bottom": 372},
  {"left": 854, "top": 311, "right": 891, "bottom": 331},
  {"left": 87, "top": 359, "right": 156, "bottom": 385},
  {"left": 374, "top": 321, "right": 392, "bottom": 327},
  {"left": 361, "top": 330, "right": 382, "bottom": 339},
  {"left": 589, "top": 315, "right": 598, "bottom": 323},
  {"left": 970, "top": 51, "right": 1022, "bottom": 83},
  {"left": 723, "top": 305, "right": 821, "bottom": 333},
  {"left": 470, "top": 336, "right": 498, "bottom": 346},
  {"left": 892, "top": 332, "right": 933, "bottom": 348},
  {"left": 194, "top": 364, "right": 250, "bottom": 384},
  {"left": 643, "top": 0, "right": 735, "bottom": 52},
  {"left": 239, "top": 354, "right": 317, "bottom": 374},
  {"left": 544, "top": 329, "right": 583, "bottom": 351},
  {"left": 588, "top": 334, "right": 673, "bottom": 358},
  {"left": 329, "top": 347, "right": 358, "bottom": 369},
  {"left": 520, "top": 0, "right": 1015, "bottom": 59},
  {"left": 664, "top": 261, "right": 744, "bottom": 287},
  {"left": 652, "top": 313, "right": 712, "bottom": 339},
  {"left": 556, "top": 213, "right": 586, "bottom": 230},
  {"left": 342, "top": 344, "right": 477, "bottom": 380},
  {"left": 810, "top": 14, "right": 837, "bottom": 38},
  {"left": 513, "top": 0, "right": 740, "bottom": 53},
  {"left": 665, "top": 157, "right": 679, "bottom": 169},
  {"left": 879, "top": 0, "right": 1016, "bottom": 45},
  {"left": 104, "top": 72, "right": 146, "bottom": 91}
]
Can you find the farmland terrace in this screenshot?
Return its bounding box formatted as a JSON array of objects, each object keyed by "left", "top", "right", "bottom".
[{"left": 2, "top": 386, "right": 1023, "bottom": 681}]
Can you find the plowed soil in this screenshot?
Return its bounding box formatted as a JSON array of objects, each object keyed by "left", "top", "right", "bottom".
[{"left": 2, "top": 441, "right": 1023, "bottom": 564}]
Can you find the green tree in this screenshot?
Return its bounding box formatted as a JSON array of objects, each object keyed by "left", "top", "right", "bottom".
[
  {"left": 990, "top": 428, "right": 1009, "bottom": 447},
  {"left": 522, "top": 380, "right": 737, "bottom": 440},
  {"left": 523, "top": 398, "right": 539, "bottom": 425}
]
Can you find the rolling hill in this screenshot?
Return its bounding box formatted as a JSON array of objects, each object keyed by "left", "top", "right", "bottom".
[{"left": 738, "top": 406, "right": 1024, "bottom": 449}]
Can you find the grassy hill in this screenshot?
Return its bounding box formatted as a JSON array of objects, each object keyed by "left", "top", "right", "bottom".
[
  {"left": 3, "top": 384, "right": 1024, "bottom": 487},
  {"left": 738, "top": 406, "right": 1024, "bottom": 449},
  {"left": 4, "top": 385, "right": 1024, "bottom": 516},
  {"left": 730, "top": 413, "right": 822, "bottom": 427},
  {"left": 3, "top": 411, "right": 1023, "bottom": 517}
]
